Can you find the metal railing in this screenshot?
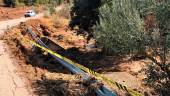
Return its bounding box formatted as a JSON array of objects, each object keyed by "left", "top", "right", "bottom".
[{"left": 27, "top": 27, "right": 117, "bottom": 96}]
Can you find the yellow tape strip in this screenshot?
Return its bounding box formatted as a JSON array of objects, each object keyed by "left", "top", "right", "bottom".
[{"left": 21, "top": 37, "right": 143, "bottom": 96}]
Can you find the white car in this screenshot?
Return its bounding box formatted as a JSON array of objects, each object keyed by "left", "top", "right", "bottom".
[{"left": 24, "top": 10, "right": 36, "bottom": 17}]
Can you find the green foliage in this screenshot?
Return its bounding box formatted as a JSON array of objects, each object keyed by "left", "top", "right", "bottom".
[
  {"left": 3, "top": 0, "right": 65, "bottom": 7},
  {"left": 43, "top": 11, "right": 50, "bottom": 18},
  {"left": 141, "top": 1, "right": 170, "bottom": 95},
  {"left": 34, "top": 0, "right": 65, "bottom": 6},
  {"left": 69, "top": 0, "right": 101, "bottom": 31},
  {"left": 3, "top": 0, "right": 16, "bottom": 7},
  {"left": 15, "top": 2, "right": 25, "bottom": 7},
  {"left": 93, "top": 0, "right": 145, "bottom": 55},
  {"left": 49, "top": 6, "right": 56, "bottom": 14},
  {"left": 94, "top": 0, "right": 170, "bottom": 94}
]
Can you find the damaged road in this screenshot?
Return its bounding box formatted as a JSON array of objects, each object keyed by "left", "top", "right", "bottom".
[
  {"left": 0, "top": 9, "right": 45, "bottom": 96},
  {"left": 0, "top": 6, "right": 109, "bottom": 96},
  {"left": 0, "top": 6, "right": 65, "bottom": 96},
  {"left": 0, "top": 19, "right": 42, "bottom": 96}
]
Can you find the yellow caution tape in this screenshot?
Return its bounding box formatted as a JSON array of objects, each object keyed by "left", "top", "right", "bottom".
[{"left": 19, "top": 35, "right": 143, "bottom": 96}]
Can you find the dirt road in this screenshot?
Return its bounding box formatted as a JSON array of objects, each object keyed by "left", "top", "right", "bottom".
[
  {"left": 0, "top": 6, "right": 64, "bottom": 96},
  {"left": 0, "top": 41, "right": 33, "bottom": 96},
  {"left": 0, "top": 13, "right": 45, "bottom": 96},
  {"left": 0, "top": 13, "right": 43, "bottom": 35}
]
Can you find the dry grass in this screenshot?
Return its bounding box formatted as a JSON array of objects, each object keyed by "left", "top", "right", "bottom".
[{"left": 56, "top": 4, "right": 71, "bottom": 19}]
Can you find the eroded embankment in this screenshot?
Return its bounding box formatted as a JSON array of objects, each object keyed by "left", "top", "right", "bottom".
[
  {"left": 3, "top": 17, "right": 106, "bottom": 96},
  {"left": 3, "top": 14, "right": 156, "bottom": 95}
]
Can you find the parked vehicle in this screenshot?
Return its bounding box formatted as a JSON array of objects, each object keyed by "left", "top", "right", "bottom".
[{"left": 24, "top": 10, "right": 36, "bottom": 17}]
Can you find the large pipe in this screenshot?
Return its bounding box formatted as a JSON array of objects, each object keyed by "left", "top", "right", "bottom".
[{"left": 27, "top": 28, "right": 117, "bottom": 96}]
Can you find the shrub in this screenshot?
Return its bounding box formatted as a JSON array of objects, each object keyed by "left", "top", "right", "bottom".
[
  {"left": 43, "top": 11, "right": 50, "bottom": 18},
  {"left": 52, "top": 15, "right": 62, "bottom": 28},
  {"left": 3, "top": 0, "right": 16, "bottom": 7},
  {"left": 56, "top": 4, "right": 70, "bottom": 19},
  {"left": 49, "top": 6, "right": 56, "bottom": 15},
  {"left": 141, "top": 1, "right": 170, "bottom": 95},
  {"left": 94, "top": 0, "right": 170, "bottom": 95},
  {"left": 93, "top": 0, "right": 145, "bottom": 55},
  {"left": 69, "top": 0, "right": 101, "bottom": 31},
  {"left": 15, "top": 2, "right": 25, "bottom": 7},
  {"left": 3, "top": 0, "right": 66, "bottom": 7}
]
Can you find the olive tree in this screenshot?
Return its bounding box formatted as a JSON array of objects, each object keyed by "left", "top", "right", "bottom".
[
  {"left": 93, "top": 0, "right": 145, "bottom": 55},
  {"left": 94, "top": 0, "right": 170, "bottom": 95}
]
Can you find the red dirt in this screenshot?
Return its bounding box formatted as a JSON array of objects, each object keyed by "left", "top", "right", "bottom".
[
  {"left": 2, "top": 15, "right": 102, "bottom": 96},
  {"left": 0, "top": 6, "right": 43, "bottom": 21},
  {"left": 3, "top": 14, "right": 154, "bottom": 95}
]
